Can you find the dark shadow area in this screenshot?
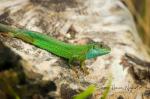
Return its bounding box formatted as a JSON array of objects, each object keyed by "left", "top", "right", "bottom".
[{"left": 0, "top": 41, "right": 57, "bottom": 99}]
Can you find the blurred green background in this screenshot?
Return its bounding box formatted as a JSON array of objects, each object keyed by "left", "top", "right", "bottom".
[{"left": 123, "top": 0, "right": 150, "bottom": 54}]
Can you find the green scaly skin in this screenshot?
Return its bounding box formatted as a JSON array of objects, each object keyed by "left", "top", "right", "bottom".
[{"left": 0, "top": 23, "right": 111, "bottom": 68}]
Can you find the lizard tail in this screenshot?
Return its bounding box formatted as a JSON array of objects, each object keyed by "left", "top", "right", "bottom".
[
  {"left": 0, "top": 23, "right": 35, "bottom": 43},
  {"left": 0, "top": 23, "right": 18, "bottom": 37}
]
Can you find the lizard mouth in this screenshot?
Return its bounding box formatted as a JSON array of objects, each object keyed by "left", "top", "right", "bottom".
[{"left": 103, "top": 48, "right": 111, "bottom": 54}]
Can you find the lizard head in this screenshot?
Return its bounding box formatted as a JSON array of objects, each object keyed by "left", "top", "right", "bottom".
[{"left": 86, "top": 42, "right": 111, "bottom": 59}]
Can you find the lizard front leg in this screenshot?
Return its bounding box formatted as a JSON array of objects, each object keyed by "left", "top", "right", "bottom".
[
  {"left": 68, "top": 55, "right": 78, "bottom": 68},
  {"left": 69, "top": 56, "right": 89, "bottom": 74},
  {"left": 80, "top": 60, "right": 89, "bottom": 74}
]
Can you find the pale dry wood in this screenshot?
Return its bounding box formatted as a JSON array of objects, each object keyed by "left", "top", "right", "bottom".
[{"left": 0, "top": 0, "right": 150, "bottom": 99}]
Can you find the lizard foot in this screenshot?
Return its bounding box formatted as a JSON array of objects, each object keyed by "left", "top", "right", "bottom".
[{"left": 81, "top": 66, "right": 89, "bottom": 75}]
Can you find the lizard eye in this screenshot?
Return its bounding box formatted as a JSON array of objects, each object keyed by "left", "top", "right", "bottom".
[
  {"left": 99, "top": 43, "right": 103, "bottom": 48},
  {"left": 90, "top": 41, "right": 109, "bottom": 49},
  {"left": 99, "top": 41, "right": 106, "bottom": 47}
]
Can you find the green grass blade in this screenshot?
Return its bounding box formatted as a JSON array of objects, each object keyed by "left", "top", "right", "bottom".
[
  {"left": 101, "top": 77, "right": 112, "bottom": 99},
  {"left": 73, "top": 85, "right": 96, "bottom": 99}
]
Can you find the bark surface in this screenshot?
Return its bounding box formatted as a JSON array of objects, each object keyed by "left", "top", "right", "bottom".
[{"left": 0, "top": 0, "right": 150, "bottom": 99}]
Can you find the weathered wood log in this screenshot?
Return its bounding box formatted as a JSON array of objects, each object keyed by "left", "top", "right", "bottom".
[{"left": 0, "top": 0, "right": 150, "bottom": 98}]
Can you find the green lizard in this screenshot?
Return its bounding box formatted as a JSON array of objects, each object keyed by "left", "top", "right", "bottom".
[{"left": 0, "top": 23, "right": 111, "bottom": 69}]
